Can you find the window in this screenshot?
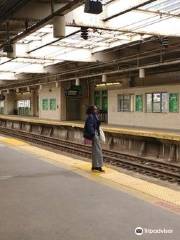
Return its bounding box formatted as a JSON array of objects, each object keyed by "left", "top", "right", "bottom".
[
  {"left": 135, "top": 95, "right": 143, "bottom": 112},
  {"left": 146, "top": 93, "right": 168, "bottom": 113},
  {"left": 118, "top": 95, "right": 131, "bottom": 112},
  {"left": 146, "top": 94, "right": 152, "bottom": 112},
  {"left": 50, "top": 98, "right": 56, "bottom": 111},
  {"left": 94, "top": 90, "right": 108, "bottom": 112},
  {"left": 94, "top": 91, "right": 101, "bottom": 109},
  {"left": 169, "top": 93, "right": 179, "bottom": 112},
  {"left": 17, "top": 100, "right": 31, "bottom": 116},
  {"left": 153, "top": 93, "right": 161, "bottom": 112},
  {"left": 42, "top": 99, "right": 48, "bottom": 111}
]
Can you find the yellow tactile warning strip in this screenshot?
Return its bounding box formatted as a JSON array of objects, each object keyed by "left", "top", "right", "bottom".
[
  {"left": 0, "top": 135, "right": 180, "bottom": 214},
  {"left": 1, "top": 114, "right": 180, "bottom": 142},
  {"left": 0, "top": 136, "right": 26, "bottom": 146}
]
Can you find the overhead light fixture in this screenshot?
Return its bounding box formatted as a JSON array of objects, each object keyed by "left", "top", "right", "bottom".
[
  {"left": 75, "top": 78, "right": 80, "bottom": 86},
  {"left": 81, "top": 27, "right": 88, "bottom": 40},
  {"left": 139, "top": 68, "right": 145, "bottom": 78},
  {"left": 27, "top": 86, "right": 30, "bottom": 92},
  {"left": 84, "top": 0, "right": 103, "bottom": 14},
  {"left": 102, "top": 74, "right": 107, "bottom": 83},
  {"left": 16, "top": 88, "right": 20, "bottom": 93},
  {"left": 55, "top": 82, "right": 59, "bottom": 88},
  {"left": 39, "top": 85, "right": 43, "bottom": 90},
  {"left": 7, "top": 89, "right": 10, "bottom": 94},
  {"left": 96, "top": 82, "right": 122, "bottom": 88},
  {"left": 161, "top": 37, "right": 169, "bottom": 48}
]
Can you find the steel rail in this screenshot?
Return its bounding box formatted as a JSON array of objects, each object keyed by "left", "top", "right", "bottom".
[{"left": 0, "top": 126, "right": 180, "bottom": 184}]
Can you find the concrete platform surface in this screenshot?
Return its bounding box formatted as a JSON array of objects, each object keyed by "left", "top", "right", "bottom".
[{"left": 0, "top": 135, "right": 180, "bottom": 240}]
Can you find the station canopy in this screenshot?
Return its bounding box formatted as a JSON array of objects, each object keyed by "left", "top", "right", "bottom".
[{"left": 0, "top": 0, "right": 180, "bottom": 80}]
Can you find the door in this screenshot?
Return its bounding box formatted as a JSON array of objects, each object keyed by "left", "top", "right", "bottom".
[{"left": 66, "top": 97, "right": 81, "bottom": 120}]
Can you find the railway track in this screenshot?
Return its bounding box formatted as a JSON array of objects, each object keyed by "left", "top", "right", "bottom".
[{"left": 0, "top": 126, "right": 180, "bottom": 184}]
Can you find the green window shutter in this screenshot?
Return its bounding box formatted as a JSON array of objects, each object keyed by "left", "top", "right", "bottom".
[
  {"left": 169, "top": 93, "right": 179, "bottom": 112},
  {"left": 50, "top": 98, "right": 56, "bottom": 111},
  {"left": 136, "top": 95, "right": 143, "bottom": 112},
  {"left": 42, "top": 99, "right": 48, "bottom": 111}
]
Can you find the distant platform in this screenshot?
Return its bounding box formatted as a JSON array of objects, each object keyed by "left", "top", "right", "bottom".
[{"left": 0, "top": 114, "right": 180, "bottom": 142}]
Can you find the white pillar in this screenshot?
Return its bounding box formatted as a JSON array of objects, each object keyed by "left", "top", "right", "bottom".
[
  {"left": 55, "top": 81, "right": 59, "bottom": 88},
  {"left": 53, "top": 16, "right": 65, "bottom": 38},
  {"left": 102, "top": 74, "right": 107, "bottom": 83},
  {"left": 75, "top": 78, "right": 80, "bottom": 86},
  {"left": 139, "top": 68, "right": 145, "bottom": 78},
  {"left": 7, "top": 43, "right": 16, "bottom": 58}
]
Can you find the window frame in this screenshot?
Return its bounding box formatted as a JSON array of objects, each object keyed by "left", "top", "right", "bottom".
[
  {"left": 117, "top": 94, "right": 132, "bottom": 112},
  {"left": 50, "top": 98, "right": 56, "bottom": 111},
  {"left": 145, "top": 92, "right": 168, "bottom": 113},
  {"left": 42, "top": 99, "right": 49, "bottom": 111}
]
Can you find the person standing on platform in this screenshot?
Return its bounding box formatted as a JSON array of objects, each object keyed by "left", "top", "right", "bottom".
[{"left": 83, "top": 105, "right": 105, "bottom": 172}]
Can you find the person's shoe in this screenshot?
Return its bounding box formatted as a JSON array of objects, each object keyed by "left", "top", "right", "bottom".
[
  {"left": 91, "top": 167, "right": 96, "bottom": 171},
  {"left": 98, "top": 167, "right": 105, "bottom": 172},
  {"left": 92, "top": 167, "right": 105, "bottom": 172}
]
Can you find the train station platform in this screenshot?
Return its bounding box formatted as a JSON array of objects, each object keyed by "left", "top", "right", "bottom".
[
  {"left": 0, "top": 134, "right": 180, "bottom": 240},
  {"left": 1, "top": 114, "right": 180, "bottom": 141}
]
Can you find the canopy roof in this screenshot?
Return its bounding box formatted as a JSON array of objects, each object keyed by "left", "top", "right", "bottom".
[{"left": 0, "top": 0, "right": 180, "bottom": 80}]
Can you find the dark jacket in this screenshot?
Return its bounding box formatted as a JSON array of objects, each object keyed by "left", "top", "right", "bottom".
[{"left": 83, "top": 113, "right": 100, "bottom": 140}]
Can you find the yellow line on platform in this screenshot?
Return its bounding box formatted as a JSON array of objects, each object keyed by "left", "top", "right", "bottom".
[{"left": 1, "top": 136, "right": 180, "bottom": 213}]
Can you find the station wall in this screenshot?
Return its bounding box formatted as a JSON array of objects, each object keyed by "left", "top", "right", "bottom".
[
  {"left": 108, "top": 84, "right": 180, "bottom": 130},
  {"left": 39, "top": 85, "right": 61, "bottom": 120},
  {"left": 4, "top": 92, "right": 16, "bottom": 115}
]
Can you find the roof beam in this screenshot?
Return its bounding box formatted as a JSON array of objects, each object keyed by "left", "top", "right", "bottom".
[
  {"left": 136, "top": 8, "right": 180, "bottom": 19},
  {"left": 0, "top": 0, "right": 84, "bottom": 50},
  {"left": 103, "top": 0, "right": 159, "bottom": 21}
]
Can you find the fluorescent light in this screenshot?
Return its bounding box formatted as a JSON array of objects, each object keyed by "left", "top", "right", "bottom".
[{"left": 96, "top": 82, "right": 122, "bottom": 87}]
